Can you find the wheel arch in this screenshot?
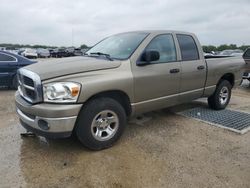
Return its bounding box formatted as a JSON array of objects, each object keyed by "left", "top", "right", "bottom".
[
  {"left": 85, "top": 90, "right": 132, "bottom": 116},
  {"left": 218, "top": 73, "right": 235, "bottom": 86}
]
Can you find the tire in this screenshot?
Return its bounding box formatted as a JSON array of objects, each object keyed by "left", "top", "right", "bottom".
[
  {"left": 12, "top": 75, "right": 18, "bottom": 90},
  {"left": 208, "top": 80, "right": 232, "bottom": 110},
  {"left": 75, "top": 97, "right": 126, "bottom": 150}
]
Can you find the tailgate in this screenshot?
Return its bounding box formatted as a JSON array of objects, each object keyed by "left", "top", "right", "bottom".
[{"left": 243, "top": 48, "right": 250, "bottom": 71}]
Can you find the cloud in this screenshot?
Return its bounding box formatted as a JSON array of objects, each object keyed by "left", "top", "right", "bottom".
[{"left": 0, "top": 0, "right": 249, "bottom": 47}]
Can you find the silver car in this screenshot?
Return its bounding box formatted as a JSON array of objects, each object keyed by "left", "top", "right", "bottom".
[{"left": 37, "top": 48, "right": 50, "bottom": 58}]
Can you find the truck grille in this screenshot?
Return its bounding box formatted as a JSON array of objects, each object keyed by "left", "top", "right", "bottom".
[
  {"left": 17, "top": 69, "right": 43, "bottom": 104},
  {"left": 23, "top": 76, "right": 34, "bottom": 87}
]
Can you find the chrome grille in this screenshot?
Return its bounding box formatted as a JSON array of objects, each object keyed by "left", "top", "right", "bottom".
[
  {"left": 23, "top": 76, "right": 34, "bottom": 87},
  {"left": 17, "top": 69, "right": 43, "bottom": 104}
]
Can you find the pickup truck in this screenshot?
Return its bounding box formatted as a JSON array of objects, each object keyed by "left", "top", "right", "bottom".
[{"left": 15, "top": 30, "right": 249, "bottom": 150}]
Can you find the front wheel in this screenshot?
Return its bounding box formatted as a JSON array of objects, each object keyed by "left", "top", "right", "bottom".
[
  {"left": 208, "top": 80, "right": 232, "bottom": 110},
  {"left": 75, "top": 98, "right": 126, "bottom": 150}
]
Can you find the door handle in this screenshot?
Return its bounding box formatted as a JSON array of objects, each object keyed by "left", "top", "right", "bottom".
[
  {"left": 170, "top": 68, "right": 180, "bottom": 74},
  {"left": 197, "top": 65, "right": 205, "bottom": 70}
]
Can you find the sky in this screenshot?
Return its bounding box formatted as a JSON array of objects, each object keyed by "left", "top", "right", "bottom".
[{"left": 0, "top": 0, "right": 250, "bottom": 47}]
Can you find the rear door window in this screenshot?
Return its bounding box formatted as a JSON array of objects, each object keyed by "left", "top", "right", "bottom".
[
  {"left": 177, "top": 34, "right": 199, "bottom": 61},
  {"left": 0, "top": 53, "right": 16, "bottom": 62}
]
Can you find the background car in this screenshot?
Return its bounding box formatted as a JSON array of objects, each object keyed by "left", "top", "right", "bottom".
[
  {"left": 0, "top": 50, "right": 36, "bottom": 89},
  {"left": 21, "top": 48, "right": 38, "bottom": 59},
  {"left": 17, "top": 49, "right": 25, "bottom": 55},
  {"left": 220, "top": 49, "right": 244, "bottom": 56},
  {"left": 73, "top": 48, "right": 83, "bottom": 56},
  {"left": 81, "top": 48, "right": 89, "bottom": 54},
  {"left": 219, "top": 50, "right": 234, "bottom": 56},
  {"left": 65, "top": 47, "right": 75, "bottom": 57},
  {"left": 231, "top": 49, "right": 244, "bottom": 56},
  {"left": 242, "top": 72, "right": 250, "bottom": 81},
  {"left": 50, "top": 48, "right": 67, "bottom": 58},
  {"left": 36, "top": 48, "right": 50, "bottom": 58}
]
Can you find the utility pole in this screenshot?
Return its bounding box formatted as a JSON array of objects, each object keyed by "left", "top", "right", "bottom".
[{"left": 72, "top": 28, "right": 74, "bottom": 47}]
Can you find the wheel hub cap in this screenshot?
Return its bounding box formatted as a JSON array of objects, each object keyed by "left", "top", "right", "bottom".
[
  {"left": 219, "top": 86, "right": 229, "bottom": 105},
  {"left": 91, "top": 110, "right": 119, "bottom": 141}
]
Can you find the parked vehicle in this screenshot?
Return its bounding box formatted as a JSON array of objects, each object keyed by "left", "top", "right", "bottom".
[
  {"left": 0, "top": 50, "right": 36, "bottom": 89},
  {"left": 81, "top": 48, "right": 89, "bottom": 54},
  {"left": 17, "top": 49, "right": 24, "bottom": 55},
  {"left": 37, "top": 48, "right": 50, "bottom": 58},
  {"left": 65, "top": 47, "right": 75, "bottom": 57},
  {"left": 231, "top": 49, "right": 244, "bottom": 57},
  {"left": 74, "top": 48, "right": 83, "bottom": 56},
  {"left": 242, "top": 72, "right": 250, "bottom": 81},
  {"left": 15, "top": 31, "right": 249, "bottom": 150},
  {"left": 21, "top": 48, "right": 38, "bottom": 59},
  {"left": 242, "top": 48, "right": 250, "bottom": 81},
  {"left": 219, "top": 50, "right": 234, "bottom": 56},
  {"left": 220, "top": 49, "right": 243, "bottom": 56},
  {"left": 50, "top": 48, "right": 67, "bottom": 58}
]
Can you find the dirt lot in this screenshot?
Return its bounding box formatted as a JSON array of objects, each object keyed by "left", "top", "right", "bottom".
[{"left": 0, "top": 83, "right": 250, "bottom": 188}]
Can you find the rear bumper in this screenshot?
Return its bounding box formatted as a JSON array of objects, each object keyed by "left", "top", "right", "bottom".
[
  {"left": 242, "top": 72, "right": 250, "bottom": 79},
  {"left": 15, "top": 92, "right": 82, "bottom": 138}
]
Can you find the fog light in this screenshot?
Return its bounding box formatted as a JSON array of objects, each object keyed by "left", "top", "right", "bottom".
[{"left": 38, "top": 119, "right": 49, "bottom": 130}]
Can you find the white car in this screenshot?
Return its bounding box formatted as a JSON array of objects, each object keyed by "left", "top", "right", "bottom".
[
  {"left": 36, "top": 48, "right": 50, "bottom": 58},
  {"left": 220, "top": 49, "right": 243, "bottom": 56},
  {"left": 21, "top": 49, "right": 38, "bottom": 59},
  {"left": 242, "top": 72, "right": 250, "bottom": 81}
]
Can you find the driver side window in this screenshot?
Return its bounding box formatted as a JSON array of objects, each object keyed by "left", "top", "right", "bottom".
[{"left": 145, "top": 34, "right": 177, "bottom": 63}]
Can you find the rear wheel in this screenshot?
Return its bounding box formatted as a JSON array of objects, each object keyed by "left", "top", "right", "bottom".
[
  {"left": 208, "top": 80, "right": 232, "bottom": 110},
  {"left": 75, "top": 98, "right": 126, "bottom": 150}
]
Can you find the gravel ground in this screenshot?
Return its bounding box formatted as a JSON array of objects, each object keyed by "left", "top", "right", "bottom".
[{"left": 0, "top": 82, "right": 249, "bottom": 188}]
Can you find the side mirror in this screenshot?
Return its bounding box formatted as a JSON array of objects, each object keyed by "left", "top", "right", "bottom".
[{"left": 137, "top": 50, "right": 160, "bottom": 66}]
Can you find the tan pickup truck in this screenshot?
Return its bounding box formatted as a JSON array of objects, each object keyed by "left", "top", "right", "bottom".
[{"left": 15, "top": 30, "right": 249, "bottom": 150}]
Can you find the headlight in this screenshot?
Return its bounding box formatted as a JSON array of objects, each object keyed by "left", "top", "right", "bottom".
[{"left": 43, "top": 82, "right": 81, "bottom": 103}]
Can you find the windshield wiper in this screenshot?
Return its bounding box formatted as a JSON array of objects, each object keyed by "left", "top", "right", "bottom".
[{"left": 90, "top": 52, "right": 113, "bottom": 61}]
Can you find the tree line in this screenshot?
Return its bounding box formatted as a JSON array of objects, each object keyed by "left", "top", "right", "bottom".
[
  {"left": 1, "top": 43, "right": 249, "bottom": 52},
  {"left": 0, "top": 43, "right": 90, "bottom": 50},
  {"left": 202, "top": 44, "right": 250, "bottom": 53}
]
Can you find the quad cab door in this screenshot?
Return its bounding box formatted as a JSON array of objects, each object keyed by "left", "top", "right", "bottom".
[
  {"left": 176, "top": 34, "right": 207, "bottom": 102},
  {"left": 131, "top": 34, "right": 181, "bottom": 114}
]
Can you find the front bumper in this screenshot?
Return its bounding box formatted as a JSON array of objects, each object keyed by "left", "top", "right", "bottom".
[{"left": 15, "top": 92, "right": 82, "bottom": 138}]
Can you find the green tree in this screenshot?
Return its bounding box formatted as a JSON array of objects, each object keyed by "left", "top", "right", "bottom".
[
  {"left": 80, "top": 44, "right": 88, "bottom": 49},
  {"left": 239, "top": 45, "right": 250, "bottom": 51},
  {"left": 229, "top": 44, "right": 237, "bottom": 49},
  {"left": 202, "top": 45, "right": 217, "bottom": 53}
]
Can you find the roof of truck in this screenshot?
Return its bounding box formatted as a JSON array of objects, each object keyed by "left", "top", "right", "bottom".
[{"left": 115, "top": 30, "right": 195, "bottom": 36}]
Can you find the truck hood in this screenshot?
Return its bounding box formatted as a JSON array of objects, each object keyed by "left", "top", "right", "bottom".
[{"left": 24, "top": 56, "right": 121, "bottom": 80}]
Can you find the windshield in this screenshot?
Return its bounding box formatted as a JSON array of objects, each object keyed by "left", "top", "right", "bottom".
[{"left": 86, "top": 32, "right": 148, "bottom": 59}]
